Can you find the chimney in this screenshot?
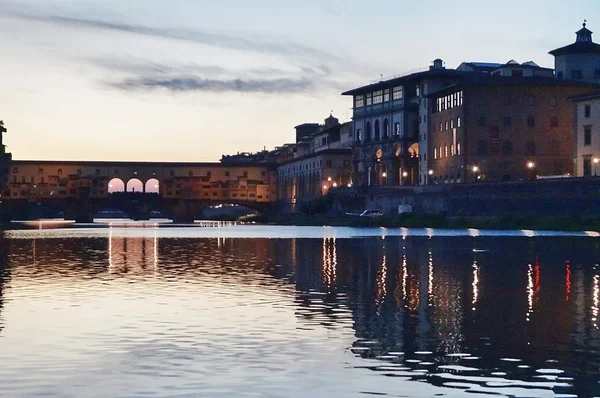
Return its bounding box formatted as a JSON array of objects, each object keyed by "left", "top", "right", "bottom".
[{"left": 430, "top": 58, "right": 444, "bottom": 70}]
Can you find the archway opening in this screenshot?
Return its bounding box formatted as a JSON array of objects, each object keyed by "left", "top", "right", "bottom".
[
  {"left": 108, "top": 178, "right": 125, "bottom": 194},
  {"left": 126, "top": 178, "right": 144, "bottom": 193},
  {"left": 145, "top": 178, "right": 160, "bottom": 194}
]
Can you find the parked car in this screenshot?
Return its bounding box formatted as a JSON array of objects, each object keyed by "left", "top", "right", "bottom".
[{"left": 359, "top": 209, "right": 384, "bottom": 218}]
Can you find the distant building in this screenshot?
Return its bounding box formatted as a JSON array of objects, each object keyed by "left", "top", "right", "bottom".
[
  {"left": 571, "top": 90, "right": 600, "bottom": 176},
  {"left": 276, "top": 114, "right": 352, "bottom": 209},
  {"left": 0, "top": 121, "right": 11, "bottom": 199},
  {"left": 550, "top": 21, "right": 600, "bottom": 84},
  {"left": 427, "top": 75, "right": 597, "bottom": 183},
  {"left": 343, "top": 59, "right": 464, "bottom": 187}
]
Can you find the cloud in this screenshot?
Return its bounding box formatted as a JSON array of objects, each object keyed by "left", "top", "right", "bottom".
[
  {"left": 6, "top": 9, "right": 345, "bottom": 63},
  {"left": 108, "top": 76, "right": 314, "bottom": 94}
]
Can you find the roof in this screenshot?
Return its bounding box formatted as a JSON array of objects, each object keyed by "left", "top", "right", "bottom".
[
  {"left": 469, "top": 62, "right": 502, "bottom": 68},
  {"left": 11, "top": 160, "right": 271, "bottom": 168},
  {"left": 549, "top": 41, "right": 600, "bottom": 56},
  {"left": 341, "top": 68, "right": 464, "bottom": 96},
  {"left": 425, "top": 74, "right": 600, "bottom": 97},
  {"left": 570, "top": 89, "right": 600, "bottom": 101}
]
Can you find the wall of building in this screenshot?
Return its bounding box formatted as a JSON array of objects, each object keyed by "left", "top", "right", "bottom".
[
  {"left": 461, "top": 84, "right": 595, "bottom": 181},
  {"left": 575, "top": 97, "right": 600, "bottom": 176},
  {"left": 555, "top": 53, "right": 600, "bottom": 84}
]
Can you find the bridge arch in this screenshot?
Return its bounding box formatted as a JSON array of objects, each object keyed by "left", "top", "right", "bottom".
[
  {"left": 126, "top": 178, "right": 144, "bottom": 193},
  {"left": 108, "top": 178, "right": 125, "bottom": 193},
  {"left": 145, "top": 178, "right": 160, "bottom": 194}
]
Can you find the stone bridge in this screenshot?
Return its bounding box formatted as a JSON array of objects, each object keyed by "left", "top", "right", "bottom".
[{"left": 3, "top": 160, "right": 277, "bottom": 222}]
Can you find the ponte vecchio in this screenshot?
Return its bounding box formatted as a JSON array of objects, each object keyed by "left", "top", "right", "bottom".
[{"left": 3, "top": 159, "right": 277, "bottom": 222}]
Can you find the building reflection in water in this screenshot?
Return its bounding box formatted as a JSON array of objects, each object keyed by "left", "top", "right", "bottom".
[{"left": 6, "top": 232, "right": 600, "bottom": 393}]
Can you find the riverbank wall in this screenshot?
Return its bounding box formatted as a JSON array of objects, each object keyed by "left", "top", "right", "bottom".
[{"left": 332, "top": 178, "right": 600, "bottom": 217}]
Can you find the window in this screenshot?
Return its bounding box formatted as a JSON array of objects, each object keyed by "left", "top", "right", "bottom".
[
  {"left": 550, "top": 97, "right": 557, "bottom": 107},
  {"left": 434, "top": 147, "right": 437, "bottom": 159},
  {"left": 355, "top": 95, "right": 364, "bottom": 108},
  {"left": 38, "top": 168, "right": 44, "bottom": 174},
  {"left": 457, "top": 141, "right": 461, "bottom": 155},
  {"left": 416, "top": 85, "right": 421, "bottom": 97},
  {"left": 503, "top": 116, "right": 512, "bottom": 127},
  {"left": 373, "top": 90, "right": 383, "bottom": 104},
  {"left": 585, "top": 104, "right": 591, "bottom": 118},
  {"left": 525, "top": 141, "right": 537, "bottom": 155},
  {"left": 225, "top": 171, "right": 230, "bottom": 177},
  {"left": 477, "top": 140, "right": 488, "bottom": 155},
  {"left": 96, "top": 169, "right": 100, "bottom": 175},
  {"left": 326, "top": 159, "right": 332, "bottom": 167},
  {"left": 356, "top": 128, "right": 362, "bottom": 142},
  {"left": 383, "top": 119, "right": 389, "bottom": 138},
  {"left": 365, "top": 121, "right": 372, "bottom": 142},
  {"left": 243, "top": 171, "right": 248, "bottom": 177},
  {"left": 366, "top": 93, "right": 372, "bottom": 106},
  {"left": 383, "top": 89, "right": 390, "bottom": 102},
  {"left": 550, "top": 117, "right": 558, "bottom": 128},
  {"left": 445, "top": 145, "right": 448, "bottom": 157},
  {"left": 374, "top": 120, "right": 380, "bottom": 141},
  {"left": 450, "top": 119, "right": 454, "bottom": 129},
  {"left": 445, "top": 121, "right": 449, "bottom": 130},
  {"left": 528, "top": 96, "right": 536, "bottom": 106},
  {"left": 12, "top": 167, "right": 18, "bottom": 173},
  {"left": 584, "top": 158, "right": 592, "bottom": 176},
  {"left": 394, "top": 122, "right": 400, "bottom": 136},
  {"left": 392, "top": 86, "right": 403, "bottom": 100},
  {"left": 572, "top": 70, "right": 583, "bottom": 80},
  {"left": 57, "top": 168, "right": 62, "bottom": 175},
  {"left": 527, "top": 116, "right": 535, "bottom": 128},
  {"left": 504, "top": 94, "right": 512, "bottom": 105},
  {"left": 584, "top": 126, "right": 592, "bottom": 146},
  {"left": 457, "top": 117, "right": 461, "bottom": 127},
  {"left": 549, "top": 140, "right": 560, "bottom": 155},
  {"left": 502, "top": 140, "right": 513, "bottom": 155},
  {"left": 321, "top": 137, "right": 327, "bottom": 146},
  {"left": 343, "top": 160, "right": 349, "bottom": 167},
  {"left": 478, "top": 116, "right": 486, "bottom": 127}
]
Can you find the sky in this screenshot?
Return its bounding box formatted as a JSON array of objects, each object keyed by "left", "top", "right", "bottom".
[{"left": 0, "top": 0, "right": 598, "bottom": 162}]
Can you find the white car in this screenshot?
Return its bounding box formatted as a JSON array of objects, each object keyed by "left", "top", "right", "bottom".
[{"left": 359, "top": 209, "right": 384, "bottom": 218}]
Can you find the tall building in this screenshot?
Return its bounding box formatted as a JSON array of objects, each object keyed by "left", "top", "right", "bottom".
[
  {"left": 276, "top": 114, "right": 352, "bottom": 209},
  {"left": 571, "top": 90, "right": 600, "bottom": 176},
  {"left": 343, "top": 60, "right": 463, "bottom": 187},
  {"left": 0, "top": 121, "right": 11, "bottom": 199},
  {"left": 550, "top": 21, "right": 600, "bottom": 84},
  {"left": 427, "top": 75, "right": 597, "bottom": 183}
]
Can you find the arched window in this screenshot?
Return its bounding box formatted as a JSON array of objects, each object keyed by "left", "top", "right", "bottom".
[
  {"left": 365, "top": 121, "right": 372, "bottom": 142},
  {"left": 457, "top": 141, "right": 461, "bottom": 155},
  {"left": 374, "top": 120, "right": 381, "bottom": 141},
  {"left": 383, "top": 118, "right": 390, "bottom": 138},
  {"left": 434, "top": 147, "right": 437, "bottom": 159}
]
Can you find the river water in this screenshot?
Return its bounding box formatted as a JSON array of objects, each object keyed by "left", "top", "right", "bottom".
[{"left": 1, "top": 222, "right": 600, "bottom": 397}]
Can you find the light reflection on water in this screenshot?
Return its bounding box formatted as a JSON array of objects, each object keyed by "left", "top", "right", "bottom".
[{"left": 0, "top": 226, "right": 600, "bottom": 397}]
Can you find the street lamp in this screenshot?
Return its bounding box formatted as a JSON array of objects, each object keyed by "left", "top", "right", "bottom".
[
  {"left": 472, "top": 165, "right": 479, "bottom": 182},
  {"left": 594, "top": 158, "right": 599, "bottom": 176},
  {"left": 527, "top": 161, "right": 536, "bottom": 181},
  {"left": 327, "top": 177, "right": 332, "bottom": 182},
  {"left": 428, "top": 170, "right": 433, "bottom": 175},
  {"left": 332, "top": 182, "right": 338, "bottom": 188}
]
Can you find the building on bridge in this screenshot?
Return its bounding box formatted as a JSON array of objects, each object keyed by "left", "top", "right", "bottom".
[
  {"left": 276, "top": 114, "right": 353, "bottom": 209},
  {"left": 6, "top": 160, "right": 277, "bottom": 205}
]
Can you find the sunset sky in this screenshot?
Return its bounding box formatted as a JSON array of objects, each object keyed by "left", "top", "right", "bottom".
[{"left": 1, "top": 0, "right": 598, "bottom": 161}]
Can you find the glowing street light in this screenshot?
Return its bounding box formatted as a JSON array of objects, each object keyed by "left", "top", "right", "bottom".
[
  {"left": 382, "top": 172, "right": 387, "bottom": 177},
  {"left": 323, "top": 185, "right": 328, "bottom": 190},
  {"left": 402, "top": 171, "right": 409, "bottom": 177},
  {"left": 527, "top": 161, "right": 535, "bottom": 169},
  {"left": 333, "top": 182, "right": 338, "bottom": 187},
  {"left": 472, "top": 165, "right": 479, "bottom": 183},
  {"left": 594, "top": 158, "right": 599, "bottom": 176},
  {"left": 327, "top": 177, "right": 332, "bottom": 182},
  {"left": 428, "top": 170, "right": 434, "bottom": 175},
  {"left": 347, "top": 183, "right": 352, "bottom": 188}
]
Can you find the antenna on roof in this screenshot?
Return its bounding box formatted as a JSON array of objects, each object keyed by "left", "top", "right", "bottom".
[{"left": 584, "top": 19, "right": 587, "bottom": 28}]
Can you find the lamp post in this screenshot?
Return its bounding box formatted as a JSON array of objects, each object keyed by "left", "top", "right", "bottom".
[
  {"left": 382, "top": 171, "right": 387, "bottom": 186},
  {"left": 402, "top": 171, "right": 409, "bottom": 186},
  {"left": 594, "top": 158, "right": 599, "bottom": 176},
  {"left": 527, "top": 161, "right": 536, "bottom": 181},
  {"left": 428, "top": 169, "right": 433, "bottom": 184},
  {"left": 472, "top": 166, "right": 479, "bottom": 183}
]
